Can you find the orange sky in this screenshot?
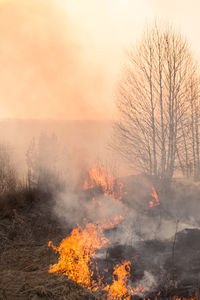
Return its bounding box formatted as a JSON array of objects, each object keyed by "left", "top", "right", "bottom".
[{"left": 0, "top": 0, "right": 200, "bottom": 120}]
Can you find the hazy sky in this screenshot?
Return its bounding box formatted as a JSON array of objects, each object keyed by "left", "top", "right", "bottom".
[{"left": 0, "top": 0, "right": 200, "bottom": 120}]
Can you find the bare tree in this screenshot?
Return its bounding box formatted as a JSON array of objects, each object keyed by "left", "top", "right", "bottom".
[
  {"left": 113, "top": 23, "right": 198, "bottom": 181},
  {"left": 184, "top": 67, "right": 200, "bottom": 180}
]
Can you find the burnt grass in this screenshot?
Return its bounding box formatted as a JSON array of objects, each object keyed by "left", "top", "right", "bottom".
[{"left": 0, "top": 177, "right": 200, "bottom": 299}]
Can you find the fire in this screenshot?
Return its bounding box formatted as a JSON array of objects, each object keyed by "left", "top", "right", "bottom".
[
  {"left": 105, "top": 261, "right": 145, "bottom": 299},
  {"left": 48, "top": 166, "right": 139, "bottom": 299},
  {"left": 105, "top": 261, "right": 131, "bottom": 300},
  {"left": 49, "top": 223, "right": 108, "bottom": 290},
  {"left": 83, "top": 165, "right": 125, "bottom": 201},
  {"left": 49, "top": 223, "right": 135, "bottom": 298},
  {"left": 102, "top": 215, "right": 124, "bottom": 230},
  {"left": 149, "top": 186, "right": 160, "bottom": 207}
]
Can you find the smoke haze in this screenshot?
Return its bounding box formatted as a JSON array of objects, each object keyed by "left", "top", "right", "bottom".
[{"left": 0, "top": 0, "right": 200, "bottom": 120}]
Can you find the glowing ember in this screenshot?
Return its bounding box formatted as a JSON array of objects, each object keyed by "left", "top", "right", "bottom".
[
  {"left": 149, "top": 186, "right": 160, "bottom": 207},
  {"left": 83, "top": 165, "right": 125, "bottom": 201}
]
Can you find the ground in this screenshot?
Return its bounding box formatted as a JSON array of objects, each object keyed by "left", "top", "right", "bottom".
[
  {"left": 1, "top": 178, "right": 200, "bottom": 299},
  {"left": 0, "top": 190, "right": 98, "bottom": 300}
]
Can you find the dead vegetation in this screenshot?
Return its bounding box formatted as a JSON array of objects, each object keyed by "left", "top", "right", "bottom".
[
  {"left": 0, "top": 188, "right": 98, "bottom": 300},
  {"left": 0, "top": 163, "right": 200, "bottom": 299}
]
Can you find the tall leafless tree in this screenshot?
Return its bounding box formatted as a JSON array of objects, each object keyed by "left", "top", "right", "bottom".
[
  {"left": 113, "top": 23, "right": 199, "bottom": 181},
  {"left": 182, "top": 66, "right": 200, "bottom": 180}
]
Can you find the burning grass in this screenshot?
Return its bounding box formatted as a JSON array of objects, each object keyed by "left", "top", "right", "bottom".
[
  {"left": 48, "top": 165, "right": 139, "bottom": 299},
  {"left": 48, "top": 221, "right": 138, "bottom": 299},
  {"left": 48, "top": 167, "right": 159, "bottom": 299},
  {"left": 105, "top": 261, "right": 133, "bottom": 300},
  {"left": 48, "top": 169, "right": 200, "bottom": 299},
  {"left": 49, "top": 223, "right": 108, "bottom": 290},
  {"left": 83, "top": 164, "right": 125, "bottom": 201},
  {"left": 1, "top": 170, "right": 200, "bottom": 299}
]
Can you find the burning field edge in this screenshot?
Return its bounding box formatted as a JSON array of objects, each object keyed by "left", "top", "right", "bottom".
[{"left": 1, "top": 168, "right": 200, "bottom": 299}]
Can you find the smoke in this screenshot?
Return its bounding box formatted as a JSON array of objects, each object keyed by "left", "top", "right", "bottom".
[
  {"left": 53, "top": 190, "right": 126, "bottom": 228},
  {"left": 130, "top": 271, "right": 157, "bottom": 295},
  {"left": 0, "top": 0, "right": 143, "bottom": 120},
  {"left": 39, "top": 148, "right": 200, "bottom": 295},
  {"left": 1, "top": 1, "right": 200, "bottom": 295},
  {"left": 53, "top": 167, "right": 200, "bottom": 242},
  {"left": 0, "top": 0, "right": 200, "bottom": 121}
]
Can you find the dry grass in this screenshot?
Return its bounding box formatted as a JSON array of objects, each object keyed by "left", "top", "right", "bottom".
[{"left": 0, "top": 188, "right": 99, "bottom": 300}]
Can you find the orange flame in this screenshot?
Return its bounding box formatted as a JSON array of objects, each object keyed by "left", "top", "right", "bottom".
[
  {"left": 149, "top": 186, "right": 160, "bottom": 207},
  {"left": 49, "top": 166, "right": 198, "bottom": 299},
  {"left": 48, "top": 167, "right": 138, "bottom": 299},
  {"left": 49, "top": 223, "right": 108, "bottom": 290},
  {"left": 83, "top": 165, "right": 125, "bottom": 201},
  {"left": 105, "top": 261, "right": 145, "bottom": 299},
  {"left": 48, "top": 223, "right": 137, "bottom": 298},
  {"left": 105, "top": 261, "right": 131, "bottom": 299}
]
